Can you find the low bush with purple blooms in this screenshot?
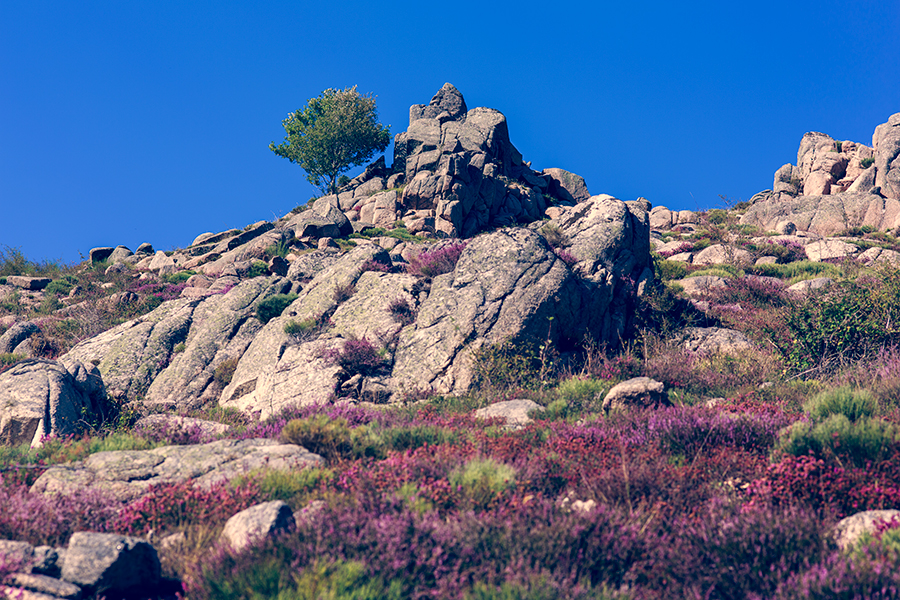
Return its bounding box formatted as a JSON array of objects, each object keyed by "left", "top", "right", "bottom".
[{"left": 405, "top": 242, "right": 467, "bottom": 278}]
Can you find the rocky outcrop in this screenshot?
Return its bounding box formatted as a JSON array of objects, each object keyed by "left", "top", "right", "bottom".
[
  {"left": 61, "top": 532, "right": 160, "bottom": 597},
  {"left": 328, "top": 83, "right": 589, "bottom": 239},
  {"left": 742, "top": 112, "right": 900, "bottom": 236},
  {"left": 30, "top": 438, "right": 324, "bottom": 503},
  {"left": 0, "top": 359, "right": 105, "bottom": 447},
  {"left": 60, "top": 277, "right": 293, "bottom": 410}
]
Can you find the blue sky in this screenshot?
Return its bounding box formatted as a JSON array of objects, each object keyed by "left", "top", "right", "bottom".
[{"left": 2, "top": 1, "right": 899, "bottom": 264}]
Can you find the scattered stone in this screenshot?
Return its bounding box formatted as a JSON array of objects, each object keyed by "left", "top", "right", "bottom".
[
  {"left": 475, "top": 399, "right": 542, "bottom": 429},
  {"left": 0, "top": 321, "right": 39, "bottom": 353},
  {"left": 4, "top": 573, "right": 82, "bottom": 600},
  {"left": 804, "top": 239, "right": 860, "bottom": 262},
  {"left": 220, "top": 500, "right": 296, "bottom": 552},
  {"left": 61, "top": 532, "right": 160, "bottom": 597},
  {"left": 679, "top": 327, "right": 754, "bottom": 356},
  {"left": 602, "top": 377, "right": 668, "bottom": 411},
  {"left": 692, "top": 244, "right": 752, "bottom": 267},
  {"left": 676, "top": 275, "right": 728, "bottom": 296},
  {"left": 833, "top": 509, "right": 900, "bottom": 551},
  {"left": 787, "top": 277, "right": 833, "bottom": 297},
  {"left": 5, "top": 276, "right": 51, "bottom": 291}
]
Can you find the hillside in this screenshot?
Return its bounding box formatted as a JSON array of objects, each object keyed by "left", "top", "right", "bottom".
[{"left": 1, "top": 87, "right": 900, "bottom": 599}]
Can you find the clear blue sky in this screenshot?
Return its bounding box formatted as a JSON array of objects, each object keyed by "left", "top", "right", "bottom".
[{"left": 2, "top": 1, "right": 899, "bottom": 264}]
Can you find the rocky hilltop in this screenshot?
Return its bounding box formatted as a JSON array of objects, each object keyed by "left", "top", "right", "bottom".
[
  {"left": 1, "top": 84, "right": 652, "bottom": 444},
  {"left": 2, "top": 88, "right": 900, "bottom": 599}
]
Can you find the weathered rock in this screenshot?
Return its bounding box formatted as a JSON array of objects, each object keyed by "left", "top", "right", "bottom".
[
  {"left": 4, "top": 573, "right": 82, "bottom": 600},
  {"left": 135, "top": 242, "right": 154, "bottom": 255},
  {"left": 804, "top": 239, "right": 860, "bottom": 262},
  {"left": 740, "top": 191, "right": 900, "bottom": 236},
  {"left": 31, "top": 438, "right": 324, "bottom": 503},
  {"left": 773, "top": 163, "right": 800, "bottom": 196},
  {"left": 0, "top": 359, "right": 105, "bottom": 447},
  {"left": 392, "top": 223, "right": 635, "bottom": 396},
  {"left": 147, "top": 251, "right": 176, "bottom": 274},
  {"left": 61, "top": 532, "right": 159, "bottom": 596},
  {"left": 88, "top": 247, "right": 114, "bottom": 264},
  {"left": 833, "top": 509, "right": 900, "bottom": 550},
  {"left": 5, "top": 276, "right": 51, "bottom": 291},
  {"left": 679, "top": 327, "right": 754, "bottom": 356},
  {"left": 542, "top": 168, "right": 590, "bottom": 204},
  {"left": 858, "top": 246, "right": 900, "bottom": 265},
  {"left": 60, "top": 278, "right": 291, "bottom": 409},
  {"left": 786, "top": 277, "right": 833, "bottom": 297},
  {"left": 676, "top": 275, "right": 728, "bottom": 296},
  {"left": 285, "top": 250, "right": 342, "bottom": 282},
  {"left": 475, "top": 399, "right": 542, "bottom": 429},
  {"left": 602, "top": 377, "right": 668, "bottom": 411},
  {"left": 107, "top": 246, "right": 133, "bottom": 263},
  {"left": 0, "top": 321, "right": 39, "bottom": 353},
  {"left": 220, "top": 500, "right": 296, "bottom": 552},
  {"left": 692, "top": 244, "right": 752, "bottom": 267},
  {"left": 874, "top": 112, "right": 900, "bottom": 199}
]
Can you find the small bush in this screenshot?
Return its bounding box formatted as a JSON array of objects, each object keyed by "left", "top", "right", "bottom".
[
  {"left": 387, "top": 297, "right": 416, "bottom": 326},
  {"left": 406, "top": 242, "right": 467, "bottom": 278},
  {"left": 213, "top": 357, "right": 240, "bottom": 387},
  {"left": 256, "top": 293, "right": 298, "bottom": 324},
  {"left": 654, "top": 258, "right": 688, "bottom": 281},
  {"left": 284, "top": 316, "right": 328, "bottom": 341},
  {"left": 281, "top": 416, "right": 380, "bottom": 462},
  {"left": 449, "top": 458, "right": 516, "bottom": 509},
  {"left": 804, "top": 386, "right": 878, "bottom": 422},
  {"left": 325, "top": 337, "right": 385, "bottom": 376},
  {"left": 247, "top": 260, "right": 269, "bottom": 278},
  {"left": 539, "top": 223, "right": 569, "bottom": 249},
  {"left": 361, "top": 258, "right": 392, "bottom": 273},
  {"left": 553, "top": 248, "right": 578, "bottom": 266},
  {"left": 332, "top": 282, "right": 356, "bottom": 303},
  {"left": 775, "top": 414, "right": 898, "bottom": 467},
  {"left": 861, "top": 157, "right": 876, "bottom": 169},
  {"left": 44, "top": 277, "right": 76, "bottom": 297}
]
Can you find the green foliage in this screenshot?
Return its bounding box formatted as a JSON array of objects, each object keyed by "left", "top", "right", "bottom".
[
  {"left": 173, "top": 342, "right": 186, "bottom": 354},
  {"left": 234, "top": 467, "right": 334, "bottom": 507},
  {"left": 163, "top": 270, "right": 196, "bottom": 285},
  {"left": 256, "top": 293, "right": 298, "bottom": 324},
  {"left": 775, "top": 414, "right": 898, "bottom": 467},
  {"left": 44, "top": 276, "right": 77, "bottom": 297},
  {"left": 283, "top": 316, "right": 328, "bottom": 340},
  {"left": 803, "top": 386, "right": 878, "bottom": 422},
  {"left": 539, "top": 222, "right": 569, "bottom": 249},
  {"left": 265, "top": 239, "right": 291, "bottom": 259},
  {"left": 280, "top": 416, "right": 382, "bottom": 462},
  {"left": 213, "top": 357, "right": 240, "bottom": 387},
  {"left": 861, "top": 157, "right": 875, "bottom": 169},
  {"left": 747, "top": 260, "right": 842, "bottom": 282},
  {"left": 781, "top": 266, "right": 900, "bottom": 372},
  {"left": 269, "top": 86, "right": 391, "bottom": 194},
  {"left": 654, "top": 258, "right": 688, "bottom": 281},
  {"left": 248, "top": 261, "right": 269, "bottom": 278},
  {"left": 0, "top": 353, "right": 25, "bottom": 369},
  {"left": 449, "top": 458, "right": 516, "bottom": 509},
  {"left": 545, "top": 377, "right": 610, "bottom": 418},
  {"left": 688, "top": 265, "right": 742, "bottom": 279},
  {"left": 471, "top": 340, "right": 547, "bottom": 392}
]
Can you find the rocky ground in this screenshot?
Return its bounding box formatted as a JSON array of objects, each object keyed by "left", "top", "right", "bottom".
[{"left": 1, "top": 88, "right": 900, "bottom": 599}]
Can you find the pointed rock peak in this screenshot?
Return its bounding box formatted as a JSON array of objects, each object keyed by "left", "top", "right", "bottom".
[
  {"left": 409, "top": 82, "right": 468, "bottom": 124},
  {"left": 429, "top": 83, "right": 467, "bottom": 119}
]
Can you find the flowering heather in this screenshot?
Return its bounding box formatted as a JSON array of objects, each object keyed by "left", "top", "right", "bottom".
[
  {"left": 554, "top": 247, "right": 578, "bottom": 265},
  {"left": 323, "top": 336, "right": 385, "bottom": 376},
  {"left": 0, "top": 475, "right": 119, "bottom": 546},
  {"left": 360, "top": 258, "right": 392, "bottom": 273},
  {"left": 405, "top": 242, "right": 467, "bottom": 278}
]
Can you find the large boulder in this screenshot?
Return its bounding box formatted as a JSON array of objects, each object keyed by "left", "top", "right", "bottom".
[
  {"left": 31, "top": 438, "right": 324, "bottom": 503},
  {"left": 0, "top": 359, "right": 105, "bottom": 447},
  {"left": 220, "top": 500, "right": 296, "bottom": 552},
  {"left": 391, "top": 194, "right": 650, "bottom": 397},
  {"left": 0, "top": 321, "right": 40, "bottom": 353}
]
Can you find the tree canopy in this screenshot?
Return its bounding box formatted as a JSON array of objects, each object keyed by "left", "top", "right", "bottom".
[{"left": 269, "top": 86, "right": 391, "bottom": 195}]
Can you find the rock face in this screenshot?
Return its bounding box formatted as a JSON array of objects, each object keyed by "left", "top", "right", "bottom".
[
  {"left": 0, "top": 359, "right": 106, "bottom": 447},
  {"left": 60, "top": 277, "right": 293, "bottom": 410},
  {"left": 30, "top": 438, "right": 324, "bottom": 503},
  {"left": 741, "top": 112, "right": 900, "bottom": 235},
  {"left": 333, "top": 83, "right": 589, "bottom": 239}
]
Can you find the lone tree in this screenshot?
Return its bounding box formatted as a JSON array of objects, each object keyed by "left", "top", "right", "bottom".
[{"left": 269, "top": 86, "right": 391, "bottom": 195}]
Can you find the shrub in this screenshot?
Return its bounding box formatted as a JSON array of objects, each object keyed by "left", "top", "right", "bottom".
[
  {"left": 324, "top": 336, "right": 386, "bottom": 377},
  {"left": 248, "top": 260, "right": 269, "bottom": 278},
  {"left": 284, "top": 315, "right": 329, "bottom": 341},
  {"left": 539, "top": 223, "right": 569, "bottom": 249},
  {"left": 213, "top": 357, "right": 240, "bottom": 387},
  {"left": 387, "top": 297, "right": 416, "bottom": 326},
  {"left": 332, "top": 282, "right": 356, "bottom": 303},
  {"left": 361, "top": 258, "right": 392, "bottom": 273},
  {"left": 449, "top": 458, "right": 516, "bottom": 509},
  {"left": 256, "top": 293, "right": 298, "bottom": 324},
  {"left": 280, "top": 416, "right": 381, "bottom": 461},
  {"left": 553, "top": 248, "right": 578, "bottom": 266},
  {"left": 654, "top": 258, "right": 688, "bottom": 281},
  {"left": 803, "top": 386, "right": 878, "bottom": 422},
  {"left": 405, "top": 242, "right": 467, "bottom": 278},
  {"left": 775, "top": 414, "right": 899, "bottom": 467},
  {"left": 44, "top": 277, "right": 76, "bottom": 297},
  {"left": 861, "top": 157, "right": 876, "bottom": 169}
]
